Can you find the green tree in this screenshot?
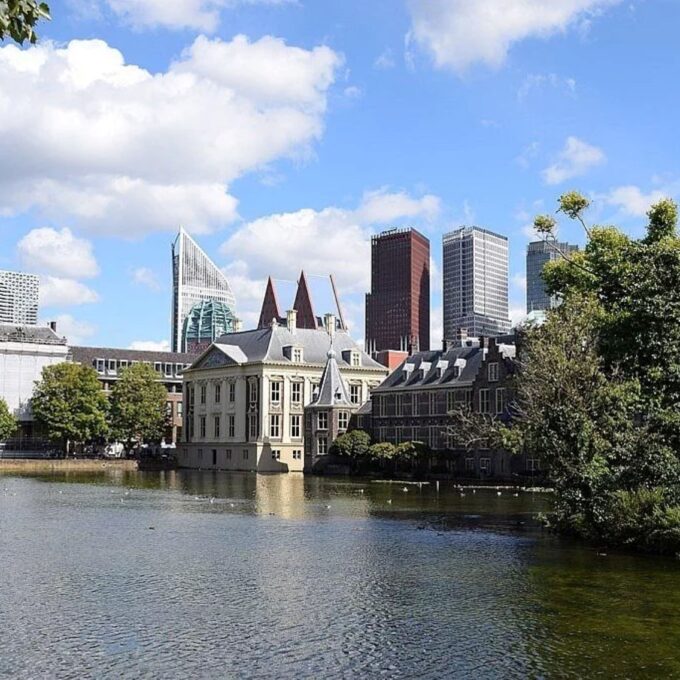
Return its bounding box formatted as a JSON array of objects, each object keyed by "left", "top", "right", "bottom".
[
  {"left": 109, "top": 363, "right": 168, "bottom": 453},
  {"left": 330, "top": 429, "right": 371, "bottom": 459},
  {"left": 0, "top": 1, "right": 50, "bottom": 44},
  {"left": 32, "top": 363, "right": 108, "bottom": 453},
  {"left": 0, "top": 397, "right": 17, "bottom": 441}
]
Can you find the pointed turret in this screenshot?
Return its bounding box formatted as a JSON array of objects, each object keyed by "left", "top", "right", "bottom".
[
  {"left": 258, "top": 276, "right": 283, "bottom": 330},
  {"left": 293, "top": 270, "right": 318, "bottom": 329},
  {"left": 312, "top": 346, "right": 352, "bottom": 407}
]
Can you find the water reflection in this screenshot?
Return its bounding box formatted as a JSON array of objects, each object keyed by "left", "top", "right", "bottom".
[{"left": 1, "top": 470, "right": 678, "bottom": 679}]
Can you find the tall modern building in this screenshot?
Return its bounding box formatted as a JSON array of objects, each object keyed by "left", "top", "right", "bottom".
[
  {"left": 0, "top": 270, "right": 39, "bottom": 325},
  {"left": 442, "top": 226, "right": 510, "bottom": 339},
  {"left": 365, "top": 228, "right": 430, "bottom": 355},
  {"left": 526, "top": 239, "right": 579, "bottom": 312},
  {"left": 171, "top": 228, "right": 236, "bottom": 353}
]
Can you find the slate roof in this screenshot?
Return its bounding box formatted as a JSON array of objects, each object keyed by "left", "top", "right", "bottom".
[
  {"left": 70, "top": 346, "right": 198, "bottom": 365},
  {"left": 0, "top": 324, "right": 67, "bottom": 346},
  {"left": 190, "top": 325, "right": 385, "bottom": 371},
  {"left": 309, "top": 349, "right": 352, "bottom": 408},
  {"left": 373, "top": 343, "right": 517, "bottom": 393}
]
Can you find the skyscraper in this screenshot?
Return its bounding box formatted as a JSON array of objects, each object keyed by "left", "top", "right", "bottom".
[
  {"left": 0, "top": 270, "right": 39, "bottom": 325},
  {"left": 526, "top": 239, "right": 579, "bottom": 312},
  {"left": 365, "top": 228, "right": 430, "bottom": 354},
  {"left": 442, "top": 226, "right": 510, "bottom": 339},
  {"left": 171, "top": 228, "right": 236, "bottom": 353}
]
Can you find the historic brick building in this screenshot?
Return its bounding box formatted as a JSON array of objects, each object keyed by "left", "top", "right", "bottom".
[
  {"left": 360, "top": 335, "right": 541, "bottom": 481},
  {"left": 365, "top": 228, "right": 430, "bottom": 356}
]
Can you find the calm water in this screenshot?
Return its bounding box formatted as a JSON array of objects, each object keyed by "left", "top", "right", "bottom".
[{"left": 0, "top": 470, "right": 679, "bottom": 679}]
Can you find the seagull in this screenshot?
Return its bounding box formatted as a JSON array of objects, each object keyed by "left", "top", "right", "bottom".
[
  {"left": 359, "top": 489, "right": 364, "bottom": 493},
  {"left": 513, "top": 493, "right": 519, "bottom": 497},
  {"left": 472, "top": 489, "right": 476, "bottom": 494},
  {"left": 229, "top": 503, "right": 235, "bottom": 508},
  {"left": 460, "top": 493, "right": 466, "bottom": 497},
  {"left": 325, "top": 505, "right": 331, "bottom": 509},
  {"left": 387, "top": 499, "right": 392, "bottom": 504},
  {"left": 497, "top": 491, "right": 502, "bottom": 496},
  {"left": 402, "top": 487, "right": 409, "bottom": 492}
]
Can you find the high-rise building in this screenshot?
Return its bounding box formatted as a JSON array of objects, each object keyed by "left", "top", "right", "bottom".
[
  {"left": 526, "top": 239, "right": 579, "bottom": 312},
  {"left": 171, "top": 228, "right": 236, "bottom": 353},
  {"left": 365, "top": 228, "right": 430, "bottom": 355},
  {"left": 0, "top": 270, "right": 39, "bottom": 325},
  {"left": 442, "top": 226, "right": 510, "bottom": 339}
]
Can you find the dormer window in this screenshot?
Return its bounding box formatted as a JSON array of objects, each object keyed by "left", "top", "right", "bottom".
[
  {"left": 293, "top": 348, "right": 303, "bottom": 363},
  {"left": 283, "top": 345, "right": 304, "bottom": 363},
  {"left": 342, "top": 349, "right": 361, "bottom": 367}
]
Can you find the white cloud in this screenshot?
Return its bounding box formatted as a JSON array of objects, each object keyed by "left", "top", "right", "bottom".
[
  {"left": 132, "top": 267, "right": 162, "bottom": 291},
  {"left": 343, "top": 85, "right": 362, "bottom": 99},
  {"left": 509, "top": 305, "right": 528, "bottom": 327},
  {"left": 374, "top": 49, "right": 396, "bottom": 70},
  {"left": 542, "top": 136, "right": 605, "bottom": 185},
  {"left": 430, "top": 306, "right": 443, "bottom": 348},
  {"left": 129, "top": 339, "right": 171, "bottom": 351},
  {"left": 601, "top": 185, "right": 668, "bottom": 217},
  {"left": 103, "top": 0, "right": 295, "bottom": 32},
  {"left": 17, "top": 227, "right": 98, "bottom": 278},
  {"left": 220, "top": 189, "right": 442, "bottom": 337},
  {"left": 515, "top": 141, "right": 540, "bottom": 169},
  {"left": 51, "top": 314, "right": 97, "bottom": 344},
  {"left": 517, "top": 73, "right": 576, "bottom": 102},
  {"left": 407, "top": 0, "right": 621, "bottom": 73},
  {"left": 511, "top": 273, "right": 527, "bottom": 292},
  {"left": 0, "top": 36, "right": 341, "bottom": 236},
  {"left": 40, "top": 277, "right": 100, "bottom": 307}
]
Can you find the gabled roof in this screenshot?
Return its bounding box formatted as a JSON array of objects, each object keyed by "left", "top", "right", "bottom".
[
  {"left": 257, "top": 276, "right": 283, "bottom": 329},
  {"left": 187, "top": 325, "right": 386, "bottom": 371},
  {"left": 309, "top": 348, "right": 352, "bottom": 408},
  {"left": 0, "top": 323, "right": 66, "bottom": 346}
]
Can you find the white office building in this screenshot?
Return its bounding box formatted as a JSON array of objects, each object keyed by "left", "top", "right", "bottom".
[
  {"left": 171, "top": 228, "right": 237, "bottom": 353},
  {"left": 0, "top": 270, "right": 39, "bottom": 325},
  {"left": 442, "top": 226, "right": 511, "bottom": 339}
]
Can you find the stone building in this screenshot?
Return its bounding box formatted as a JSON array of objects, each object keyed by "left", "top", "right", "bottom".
[
  {"left": 69, "top": 346, "right": 197, "bottom": 445},
  {"left": 304, "top": 343, "right": 360, "bottom": 472},
  {"left": 0, "top": 323, "right": 69, "bottom": 451},
  {"left": 362, "top": 335, "right": 539, "bottom": 481},
  {"left": 179, "top": 312, "right": 387, "bottom": 473}
]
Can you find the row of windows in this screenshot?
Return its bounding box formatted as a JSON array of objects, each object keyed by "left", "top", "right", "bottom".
[
  {"left": 271, "top": 449, "right": 303, "bottom": 460},
  {"left": 95, "top": 358, "right": 190, "bottom": 378}
]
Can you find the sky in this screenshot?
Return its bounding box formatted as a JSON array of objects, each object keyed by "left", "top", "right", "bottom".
[{"left": 1, "top": 0, "right": 679, "bottom": 351}]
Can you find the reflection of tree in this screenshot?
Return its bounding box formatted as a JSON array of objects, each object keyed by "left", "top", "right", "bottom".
[{"left": 523, "top": 544, "right": 680, "bottom": 678}]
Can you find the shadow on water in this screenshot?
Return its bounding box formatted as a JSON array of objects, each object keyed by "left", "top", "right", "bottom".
[{"left": 1, "top": 469, "right": 679, "bottom": 679}]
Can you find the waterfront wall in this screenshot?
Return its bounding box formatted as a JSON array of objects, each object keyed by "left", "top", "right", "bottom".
[{"left": 0, "top": 459, "right": 137, "bottom": 473}]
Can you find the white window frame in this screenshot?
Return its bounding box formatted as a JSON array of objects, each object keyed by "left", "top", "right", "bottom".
[
  {"left": 270, "top": 381, "right": 282, "bottom": 405},
  {"left": 291, "top": 382, "right": 302, "bottom": 405},
  {"left": 290, "top": 414, "right": 302, "bottom": 439},
  {"left": 269, "top": 414, "right": 281, "bottom": 439},
  {"left": 317, "top": 411, "right": 328, "bottom": 430},
  {"left": 479, "top": 389, "right": 490, "bottom": 414},
  {"left": 318, "top": 437, "right": 328, "bottom": 454},
  {"left": 214, "top": 415, "right": 220, "bottom": 438},
  {"left": 495, "top": 388, "right": 506, "bottom": 415},
  {"left": 214, "top": 383, "right": 221, "bottom": 404},
  {"left": 228, "top": 414, "right": 235, "bottom": 438},
  {"left": 488, "top": 362, "right": 499, "bottom": 382},
  {"left": 338, "top": 411, "right": 349, "bottom": 431}
]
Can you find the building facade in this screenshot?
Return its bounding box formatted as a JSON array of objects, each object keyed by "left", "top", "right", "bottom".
[
  {"left": 70, "top": 346, "right": 197, "bottom": 445},
  {"left": 179, "top": 313, "right": 387, "bottom": 473},
  {"left": 171, "top": 227, "right": 237, "bottom": 353},
  {"left": 0, "top": 323, "right": 69, "bottom": 448},
  {"left": 361, "top": 336, "right": 539, "bottom": 481},
  {"left": 442, "top": 227, "right": 511, "bottom": 339},
  {"left": 0, "top": 270, "right": 39, "bottom": 326},
  {"left": 365, "top": 228, "right": 430, "bottom": 355},
  {"left": 526, "top": 239, "right": 579, "bottom": 312}
]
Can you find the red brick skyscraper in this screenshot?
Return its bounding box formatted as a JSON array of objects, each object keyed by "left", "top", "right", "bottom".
[{"left": 365, "top": 228, "right": 430, "bottom": 355}]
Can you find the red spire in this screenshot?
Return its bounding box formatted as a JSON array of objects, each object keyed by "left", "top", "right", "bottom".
[
  {"left": 293, "top": 271, "right": 318, "bottom": 329},
  {"left": 257, "top": 276, "right": 282, "bottom": 329}
]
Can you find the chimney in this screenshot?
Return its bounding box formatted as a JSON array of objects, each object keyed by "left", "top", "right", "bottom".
[
  {"left": 324, "top": 313, "right": 336, "bottom": 338},
  {"left": 286, "top": 309, "right": 297, "bottom": 333},
  {"left": 48, "top": 321, "right": 57, "bottom": 333},
  {"left": 455, "top": 328, "right": 468, "bottom": 343}
]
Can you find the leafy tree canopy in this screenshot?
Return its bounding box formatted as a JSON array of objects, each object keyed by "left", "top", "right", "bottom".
[
  {"left": 0, "top": 1, "right": 50, "bottom": 44},
  {"left": 32, "top": 363, "right": 108, "bottom": 450},
  {"left": 330, "top": 429, "right": 371, "bottom": 459},
  {"left": 368, "top": 442, "right": 397, "bottom": 461},
  {"left": 0, "top": 397, "right": 17, "bottom": 441},
  {"left": 109, "top": 363, "right": 168, "bottom": 451}
]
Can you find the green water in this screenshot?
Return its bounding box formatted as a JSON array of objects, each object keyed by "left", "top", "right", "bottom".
[{"left": 0, "top": 469, "right": 678, "bottom": 678}]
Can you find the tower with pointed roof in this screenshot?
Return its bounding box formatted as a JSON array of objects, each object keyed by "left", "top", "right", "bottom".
[{"left": 303, "top": 319, "right": 359, "bottom": 472}]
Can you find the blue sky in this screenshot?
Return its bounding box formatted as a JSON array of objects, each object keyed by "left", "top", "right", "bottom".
[{"left": 1, "top": 0, "right": 679, "bottom": 350}]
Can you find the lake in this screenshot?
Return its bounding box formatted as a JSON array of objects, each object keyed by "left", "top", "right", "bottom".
[{"left": 0, "top": 470, "right": 679, "bottom": 679}]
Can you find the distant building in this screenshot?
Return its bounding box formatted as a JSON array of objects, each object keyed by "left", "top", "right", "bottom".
[
  {"left": 257, "top": 271, "right": 347, "bottom": 332},
  {"left": 181, "top": 299, "right": 240, "bottom": 355},
  {"left": 179, "top": 313, "right": 387, "bottom": 473},
  {"left": 365, "top": 228, "right": 430, "bottom": 355},
  {"left": 360, "top": 336, "right": 540, "bottom": 481},
  {"left": 442, "top": 226, "right": 510, "bottom": 339},
  {"left": 70, "top": 346, "right": 197, "bottom": 445},
  {"left": 526, "top": 239, "right": 579, "bottom": 312},
  {"left": 0, "top": 270, "right": 39, "bottom": 326},
  {"left": 0, "top": 323, "right": 68, "bottom": 447},
  {"left": 171, "top": 227, "right": 237, "bottom": 353}
]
